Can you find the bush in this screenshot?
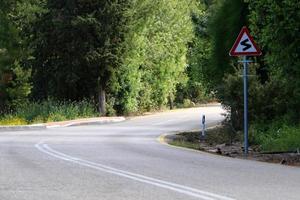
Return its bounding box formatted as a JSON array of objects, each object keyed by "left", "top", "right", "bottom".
[
  {"left": 220, "top": 66, "right": 260, "bottom": 130},
  {"left": 220, "top": 64, "right": 296, "bottom": 130},
  {"left": 183, "top": 99, "right": 195, "bottom": 108},
  {"left": 261, "top": 126, "right": 300, "bottom": 152},
  {"left": 250, "top": 121, "right": 300, "bottom": 152},
  {"left": 0, "top": 99, "right": 98, "bottom": 125},
  {"left": 0, "top": 115, "right": 27, "bottom": 125},
  {"left": 47, "top": 113, "right": 67, "bottom": 122}
]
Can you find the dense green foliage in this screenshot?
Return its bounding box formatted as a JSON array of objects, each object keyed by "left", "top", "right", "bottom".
[
  {"left": 207, "top": 0, "right": 248, "bottom": 90},
  {"left": 179, "top": 2, "right": 213, "bottom": 105},
  {"left": 0, "top": 0, "right": 34, "bottom": 112},
  {"left": 0, "top": 0, "right": 210, "bottom": 117},
  {"left": 2, "top": 0, "right": 202, "bottom": 116},
  {"left": 115, "top": 0, "right": 197, "bottom": 114},
  {"left": 246, "top": 0, "right": 300, "bottom": 151},
  {"left": 30, "top": 0, "right": 130, "bottom": 115},
  {"left": 247, "top": 0, "right": 300, "bottom": 122}
]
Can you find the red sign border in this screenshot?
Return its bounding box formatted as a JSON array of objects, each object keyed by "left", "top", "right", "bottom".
[{"left": 229, "top": 26, "right": 262, "bottom": 56}]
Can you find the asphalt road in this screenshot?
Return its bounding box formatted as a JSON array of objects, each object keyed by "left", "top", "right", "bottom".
[{"left": 0, "top": 106, "right": 299, "bottom": 200}]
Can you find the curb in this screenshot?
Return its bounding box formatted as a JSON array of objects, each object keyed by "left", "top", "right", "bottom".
[
  {"left": 0, "top": 117, "right": 126, "bottom": 132},
  {"left": 46, "top": 117, "right": 126, "bottom": 128},
  {"left": 0, "top": 124, "right": 46, "bottom": 132}
]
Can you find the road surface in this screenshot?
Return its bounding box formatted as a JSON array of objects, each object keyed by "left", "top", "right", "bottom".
[{"left": 0, "top": 106, "right": 299, "bottom": 200}]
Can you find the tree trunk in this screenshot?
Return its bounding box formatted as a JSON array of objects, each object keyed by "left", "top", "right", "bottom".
[
  {"left": 98, "top": 85, "right": 106, "bottom": 116},
  {"left": 169, "top": 95, "right": 174, "bottom": 110}
]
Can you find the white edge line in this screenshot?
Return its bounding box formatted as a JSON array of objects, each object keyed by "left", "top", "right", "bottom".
[{"left": 35, "top": 142, "right": 236, "bottom": 200}]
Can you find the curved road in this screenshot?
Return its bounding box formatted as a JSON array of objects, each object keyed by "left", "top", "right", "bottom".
[{"left": 0, "top": 106, "right": 299, "bottom": 200}]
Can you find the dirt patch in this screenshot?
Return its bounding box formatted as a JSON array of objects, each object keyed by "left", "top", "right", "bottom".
[{"left": 167, "top": 126, "right": 300, "bottom": 167}]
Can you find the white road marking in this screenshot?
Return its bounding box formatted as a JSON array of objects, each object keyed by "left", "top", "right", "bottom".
[
  {"left": 45, "top": 125, "right": 61, "bottom": 128},
  {"left": 154, "top": 119, "right": 177, "bottom": 125},
  {"left": 35, "top": 142, "right": 236, "bottom": 200}
]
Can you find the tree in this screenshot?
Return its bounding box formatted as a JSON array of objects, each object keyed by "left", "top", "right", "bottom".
[
  {"left": 180, "top": 1, "right": 213, "bottom": 104},
  {"left": 246, "top": 0, "right": 300, "bottom": 123},
  {"left": 207, "top": 0, "right": 248, "bottom": 91},
  {"left": 0, "top": 0, "right": 39, "bottom": 112},
  {"left": 186, "top": 0, "right": 249, "bottom": 128},
  {"left": 115, "top": 0, "right": 197, "bottom": 114},
  {"left": 31, "top": 0, "right": 129, "bottom": 115}
]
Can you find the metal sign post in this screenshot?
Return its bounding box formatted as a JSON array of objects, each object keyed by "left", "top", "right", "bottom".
[
  {"left": 243, "top": 56, "right": 249, "bottom": 155},
  {"left": 239, "top": 56, "right": 253, "bottom": 155},
  {"left": 229, "top": 26, "right": 262, "bottom": 156}
]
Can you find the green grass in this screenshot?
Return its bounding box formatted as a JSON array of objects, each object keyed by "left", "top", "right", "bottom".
[
  {"left": 0, "top": 99, "right": 98, "bottom": 125},
  {"left": 253, "top": 125, "right": 300, "bottom": 152},
  {"left": 169, "top": 139, "right": 201, "bottom": 150}
]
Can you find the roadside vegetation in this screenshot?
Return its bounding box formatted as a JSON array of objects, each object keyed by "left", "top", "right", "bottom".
[
  {"left": 0, "top": 99, "right": 97, "bottom": 125},
  {"left": 169, "top": 125, "right": 300, "bottom": 165},
  {"left": 250, "top": 122, "right": 300, "bottom": 152},
  {"left": 0, "top": 1, "right": 299, "bottom": 152}
]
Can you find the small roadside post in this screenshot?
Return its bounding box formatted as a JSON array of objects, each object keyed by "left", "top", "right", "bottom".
[
  {"left": 201, "top": 115, "right": 206, "bottom": 140},
  {"left": 229, "top": 26, "right": 262, "bottom": 156}
]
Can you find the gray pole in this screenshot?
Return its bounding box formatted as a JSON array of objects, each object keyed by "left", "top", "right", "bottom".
[{"left": 243, "top": 56, "right": 249, "bottom": 155}]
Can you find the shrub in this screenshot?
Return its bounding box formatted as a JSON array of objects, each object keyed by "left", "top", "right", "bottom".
[
  {"left": 250, "top": 121, "right": 300, "bottom": 152},
  {"left": 47, "top": 113, "right": 67, "bottom": 122},
  {"left": 261, "top": 126, "right": 300, "bottom": 152},
  {"left": 0, "top": 115, "right": 27, "bottom": 125},
  {"left": 183, "top": 99, "right": 195, "bottom": 108},
  {"left": 0, "top": 99, "right": 98, "bottom": 125}
]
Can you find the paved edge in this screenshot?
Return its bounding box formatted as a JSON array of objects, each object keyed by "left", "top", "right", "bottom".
[{"left": 0, "top": 117, "right": 126, "bottom": 132}]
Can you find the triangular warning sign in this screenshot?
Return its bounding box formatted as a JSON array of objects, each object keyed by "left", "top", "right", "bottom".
[{"left": 229, "top": 26, "right": 262, "bottom": 56}]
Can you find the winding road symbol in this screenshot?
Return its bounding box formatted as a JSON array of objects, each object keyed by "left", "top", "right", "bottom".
[{"left": 240, "top": 39, "right": 251, "bottom": 51}]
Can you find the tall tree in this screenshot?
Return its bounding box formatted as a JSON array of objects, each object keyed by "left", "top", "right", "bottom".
[
  {"left": 181, "top": 1, "right": 212, "bottom": 104},
  {"left": 115, "top": 0, "right": 197, "bottom": 114},
  {"left": 207, "top": 0, "right": 248, "bottom": 91},
  {"left": 188, "top": 0, "right": 248, "bottom": 129},
  {"left": 0, "top": 0, "right": 40, "bottom": 112},
  {"left": 31, "top": 0, "right": 129, "bottom": 115}
]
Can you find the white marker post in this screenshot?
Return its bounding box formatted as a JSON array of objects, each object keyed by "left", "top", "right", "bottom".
[
  {"left": 201, "top": 115, "right": 205, "bottom": 139},
  {"left": 229, "top": 26, "right": 262, "bottom": 156}
]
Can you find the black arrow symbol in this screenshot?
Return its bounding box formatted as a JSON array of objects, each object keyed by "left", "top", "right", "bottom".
[{"left": 241, "top": 39, "right": 251, "bottom": 51}]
